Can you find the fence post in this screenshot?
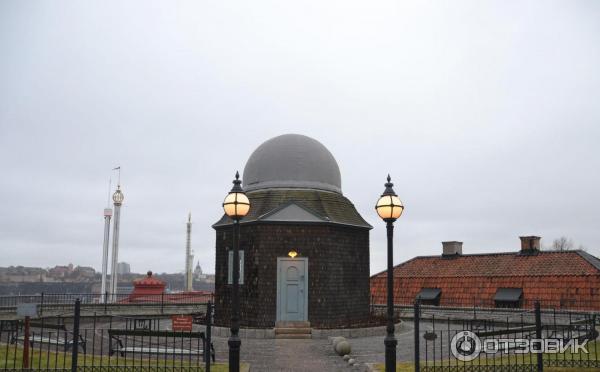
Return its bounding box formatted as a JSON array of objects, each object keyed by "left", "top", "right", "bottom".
[
  {"left": 206, "top": 301, "right": 213, "bottom": 372},
  {"left": 534, "top": 301, "right": 543, "bottom": 372},
  {"left": 414, "top": 300, "right": 420, "bottom": 372},
  {"left": 71, "top": 299, "right": 81, "bottom": 372},
  {"left": 161, "top": 292, "right": 165, "bottom": 314},
  {"left": 40, "top": 292, "right": 44, "bottom": 317},
  {"left": 104, "top": 291, "right": 109, "bottom": 314},
  {"left": 23, "top": 316, "right": 30, "bottom": 369}
]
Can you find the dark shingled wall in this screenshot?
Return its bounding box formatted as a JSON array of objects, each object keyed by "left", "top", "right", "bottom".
[{"left": 214, "top": 223, "right": 370, "bottom": 328}]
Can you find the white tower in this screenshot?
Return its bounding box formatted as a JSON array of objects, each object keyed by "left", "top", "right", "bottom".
[
  {"left": 185, "top": 213, "right": 193, "bottom": 291},
  {"left": 109, "top": 185, "right": 124, "bottom": 301},
  {"left": 100, "top": 207, "right": 112, "bottom": 302}
]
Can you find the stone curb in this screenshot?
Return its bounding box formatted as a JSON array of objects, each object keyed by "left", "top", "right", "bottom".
[
  {"left": 210, "top": 322, "right": 402, "bottom": 339},
  {"left": 312, "top": 322, "right": 402, "bottom": 339}
]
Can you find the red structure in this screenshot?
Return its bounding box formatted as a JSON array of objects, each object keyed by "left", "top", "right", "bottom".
[
  {"left": 128, "top": 271, "right": 166, "bottom": 301},
  {"left": 370, "top": 236, "right": 600, "bottom": 311},
  {"left": 124, "top": 271, "right": 213, "bottom": 304}
]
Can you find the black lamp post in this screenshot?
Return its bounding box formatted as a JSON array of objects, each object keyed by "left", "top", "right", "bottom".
[
  {"left": 375, "top": 175, "right": 404, "bottom": 372},
  {"left": 222, "top": 171, "right": 250, "bottom": 372}
]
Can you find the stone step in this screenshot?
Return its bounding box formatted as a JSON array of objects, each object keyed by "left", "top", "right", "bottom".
[
  {"left": 275, "top": 321, "right": 310, "bottom": 328},
  {"left": 274, "top": 327, "right": 311, "bottom": 335},
  {"left": 275, "top": 333, "right": 312, "bottom": 339}
]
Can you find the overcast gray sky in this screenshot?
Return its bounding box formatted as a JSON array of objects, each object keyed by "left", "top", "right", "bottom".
[{"left": 1, "top": 1, "right": 599, "bottom": 276}]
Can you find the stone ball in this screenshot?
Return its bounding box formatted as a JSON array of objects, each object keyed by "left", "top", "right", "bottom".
[
  {"left": 348, "top": 358, "right": 356, "bottom": 365},
  {"left": 342, "top": 354, "right": 350, "bottom": 361},
  {"left": 331, "top": 336, "right": 346, "bottom": 346},
  {"left": 335, "top": 340, "right": 351, "bottom": 356}
]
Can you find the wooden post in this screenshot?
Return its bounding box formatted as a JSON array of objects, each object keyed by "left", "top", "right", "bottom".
[{"left": 23, "top": 316, "right": 30, "bottom": 369}]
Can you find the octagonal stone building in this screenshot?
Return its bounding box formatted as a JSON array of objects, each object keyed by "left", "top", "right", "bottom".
[{"left": 213, "top": 134, "right": 372, "bottom": 328}]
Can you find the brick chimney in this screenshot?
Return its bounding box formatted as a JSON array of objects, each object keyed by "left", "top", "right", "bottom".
[
  {"left": 519, "top": 236, "right": 541, "bottom": 253},
  {"left": 442, "top": 241, "right": 463, "bottom": 257}
]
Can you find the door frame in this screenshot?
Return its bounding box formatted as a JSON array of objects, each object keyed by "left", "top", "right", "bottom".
[{"left": 276, "top": 257, "right": 308, "bottom": 322}]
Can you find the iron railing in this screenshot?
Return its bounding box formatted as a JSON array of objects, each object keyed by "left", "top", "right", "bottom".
[
  {"left": 0, "top": 292, "right": 214, "bottom": 307},
  {"left": 413, "top": 301, "right": 599, "bottom": 372},
  {"left": 0, "top": 298, "right": 215, "bottom": 372}
]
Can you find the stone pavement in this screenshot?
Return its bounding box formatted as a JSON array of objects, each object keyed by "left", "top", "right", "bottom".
[
  {"left": 212, "top": 336, "right": 360, "bottom": 371},
  {"left": 210, "top": 322, "right": 421, "bottom": 371}
]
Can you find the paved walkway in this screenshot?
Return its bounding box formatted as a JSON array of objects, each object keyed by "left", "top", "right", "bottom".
[
  {"left": 212, "top": 337, "right": 358, "bottom": 371},
  {"left": 211, "top": 322, "right": 419, "bottom": 371}
]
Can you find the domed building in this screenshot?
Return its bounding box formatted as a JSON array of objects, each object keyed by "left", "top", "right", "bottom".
[{"left": 213, "top": 134, "right": 372, "bottom": 328}]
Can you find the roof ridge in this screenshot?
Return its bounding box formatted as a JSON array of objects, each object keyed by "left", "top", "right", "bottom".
[
  {"left": 401, "top": 250, "right": 587, "bottom": 260},
  {"left": 371, "top": 256, "right": 421, "bottom": 278}
]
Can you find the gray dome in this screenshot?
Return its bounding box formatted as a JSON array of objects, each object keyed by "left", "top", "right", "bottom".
[{"left": 243, "top": 134, "right": 342, "bottom": 193}]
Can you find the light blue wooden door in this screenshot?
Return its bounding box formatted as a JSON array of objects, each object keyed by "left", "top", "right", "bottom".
[{"left": 277, "top": 258, "right": 308, "bottom": 322}]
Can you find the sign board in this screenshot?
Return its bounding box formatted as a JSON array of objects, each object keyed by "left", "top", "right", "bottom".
[
  {"left": 17, "top": 304, "right": 38, "bottom": 318},
  {"left": 171, "top": 315, "right": 193, "bottom": 331},
  {"left": 0, "top": 320, "right": 18, "bottom": 331}
]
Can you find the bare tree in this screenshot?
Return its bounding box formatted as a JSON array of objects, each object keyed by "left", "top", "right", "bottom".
[{"left": 551, "top": 236, "right": 574, "bottom": 251}]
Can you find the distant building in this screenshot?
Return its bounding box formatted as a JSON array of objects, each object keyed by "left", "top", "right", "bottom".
[
  {"left": 200, "top": 274, "right": 214, "bottom": 284},
  {"left": 370, "top": 236, "right": 600, "bottom": 311},
  {"left": 48, "top": 264, "right": 74, "bottom": 278},
  {"left": 0, "top": 266, "right": 47, "bottom": 283},
  {"left": 117, "top": 262, "right": 131, "bottom": 275},
  {"left": 194, "top": 261, "right": 207, "bottom": 279},
  {"left": 74, "top": 266, "right": 96, "bottom": 278},
  {"left": 0, "top": 264, "right": 99, "bottom": 284},
  {"left": 194, "top": 262, "right": 203, "bottom": 276}
]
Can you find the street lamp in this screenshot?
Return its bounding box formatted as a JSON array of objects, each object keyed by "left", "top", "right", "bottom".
[
  {"left": 222, "top": 171, "right": 250, "bottom": 372},
  {"left": 375, "top": 174, "right": 404, "bottom": 372}
]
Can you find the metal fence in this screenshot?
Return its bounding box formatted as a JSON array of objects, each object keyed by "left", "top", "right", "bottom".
[
  {"left": 0, "top": 292, "right": 214, "bottom": 307},
  {"left": 0, "top": 299, "right": 215, "bottom": 372},
  {"left": 413, "top": 301, "right": 599, "bottom": 372},
  {"left": 0, "top": 292, "right": 214, "bottom": 321}
]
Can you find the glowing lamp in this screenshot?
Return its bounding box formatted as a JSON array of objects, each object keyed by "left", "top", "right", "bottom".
[
  {"left": 223, "top": 171, "right": 250, "bottom": 219},
  {"left": 375, "top": 175, "right": 403, "bottom": 221}
]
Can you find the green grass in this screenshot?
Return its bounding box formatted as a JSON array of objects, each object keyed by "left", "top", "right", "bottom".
[
  {"left": 374, "top": 341, "right": 598, "bottom": 372},
  {"left": 0, "top": 343, "right": 235, "bottom": 371},
  {"left": 374, "top": 363, "right": 599, "bottom": 372}
]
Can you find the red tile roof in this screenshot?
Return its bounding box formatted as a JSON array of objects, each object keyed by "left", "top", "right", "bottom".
[
  {"left": 376, "top": 250, "right": 600, "bottom": 278},
  {"left": 370, "top": 250, "right": 600, "bottom": 310}
]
